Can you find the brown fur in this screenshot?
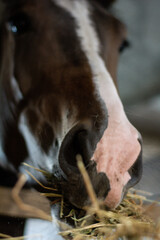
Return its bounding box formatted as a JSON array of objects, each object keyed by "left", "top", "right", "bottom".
[
  {"left": 0, "top": 0, "right": 126, "bottom": 169},
  {"left": 0, "top": 0, "right": 134, "bottom": 211}
]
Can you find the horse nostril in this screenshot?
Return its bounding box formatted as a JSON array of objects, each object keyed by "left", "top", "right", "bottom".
[
  {"left": 59, "top": 124, "right": 93, "bottom": 178},
  {"left": 58, "top": 123, "right": 111, "bottom": 208},
  {"left": 127, "top": 139, "right": 143, "bottom": 189}
]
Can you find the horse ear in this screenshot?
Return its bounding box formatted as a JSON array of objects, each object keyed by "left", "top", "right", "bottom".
[{"left": 93, "top": 0, "right": 116, "bottom": 8}]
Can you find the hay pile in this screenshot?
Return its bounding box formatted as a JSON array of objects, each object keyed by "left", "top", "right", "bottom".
[
  {"left": 59, "top": 193, "right": 159, "bottom": 240},
  {"left": 58, "top": 159, "right": 160, "bottom": 240},
  {"left": 0, "top": 160, "right": 160, "bottom": 240}
]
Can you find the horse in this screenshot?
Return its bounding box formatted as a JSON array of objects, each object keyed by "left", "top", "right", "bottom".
[{"left": 0, "top": 0, "right": 142, "bottom": 238}]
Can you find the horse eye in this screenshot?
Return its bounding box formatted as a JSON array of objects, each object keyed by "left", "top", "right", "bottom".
[
  {"left": 7, "top": 13, "right": 31, "bottom": 35},
  {"left": 119, "top": 39, "right": 130, "bottom": 53}
]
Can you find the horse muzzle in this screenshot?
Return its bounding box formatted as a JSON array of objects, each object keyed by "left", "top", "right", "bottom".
[
  {"left": 58, "top": 123, "right": 110, "bottom": 208},
  {"left": 57, "top": 122, "right": 142, "bottom": 209}
]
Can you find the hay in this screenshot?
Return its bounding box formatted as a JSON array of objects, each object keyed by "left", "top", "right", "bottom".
[
  {"left": 22, "top": 160, "right": 160, "bottom": 240},
  {"left": 1, "top": 161, "right": 159, "bottom": 240},
  {"left": 11, "top": 174, "right": 52, "bottom": 221},
  {"left": 58, "top": 156, "right": 159, "bottom": 240}
]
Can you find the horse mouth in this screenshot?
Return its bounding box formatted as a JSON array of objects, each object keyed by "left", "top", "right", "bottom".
[{"left": 48, "top": 128, "right": 142, "bottom": 209}]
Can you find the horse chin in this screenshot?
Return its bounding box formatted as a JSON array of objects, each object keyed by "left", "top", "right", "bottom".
[{"left": 56, "top": 160, "right": 110, "bottom": 209}]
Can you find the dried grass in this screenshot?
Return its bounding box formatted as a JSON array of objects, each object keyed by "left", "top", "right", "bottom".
[
  {"left": 1, "top": 160, "right": 160, "bottom": 240},
  {"left": 58, "top": 156, "right": 160, "bottom": 240},
  {"left": 11, "top": 174, "right": 52, "bottom": 221}
]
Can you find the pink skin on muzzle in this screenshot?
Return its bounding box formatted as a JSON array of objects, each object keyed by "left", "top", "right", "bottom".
[{"left": 92, "top": 109, "right": 141, "bottom": 209}]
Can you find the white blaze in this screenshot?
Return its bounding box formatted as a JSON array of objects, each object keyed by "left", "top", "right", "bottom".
[{"left": 53, "top": 0, "right": 141, "bottom": 208}]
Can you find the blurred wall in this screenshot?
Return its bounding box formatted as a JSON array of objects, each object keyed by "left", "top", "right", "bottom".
[{"left": 112, "top": 0, "right": 160, "bottom": 105}]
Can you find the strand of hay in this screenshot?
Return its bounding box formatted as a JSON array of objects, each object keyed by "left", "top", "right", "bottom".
[
  {"left": 23, "top": 163, "right": 51, "bottom": 177},
  {"left": 0, "top": 233, "right": 11, "bottom": 238},
  {"left": 11, "top": 174, "right": 52, "bottom": 221},
  {"left": 40, "top": 192, "right": 62, "bottom": 197},
  {"left": 129, "top": 188, "right": 154, "bottom": 196},
  {"left": 60, "top": 196, "right": 64, "bottom": 218},
  {"left": 24, "top": 169, "right": 57, "bottom": 191},
  {"left": 77, "top": 154, "right": 100, "bottom": 211}
]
